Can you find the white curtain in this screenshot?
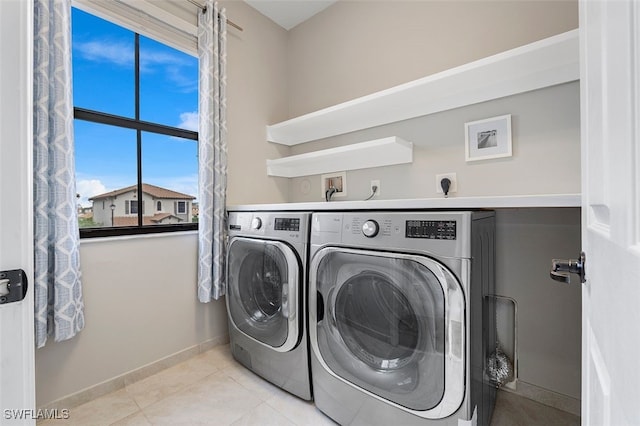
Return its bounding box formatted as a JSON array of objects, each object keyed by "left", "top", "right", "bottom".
[
  {"left": 33, "top": 0, "right": 85, "bottom": 347},
  {"left": 197, "top": 1, "right": 228, "bottom": 302}
]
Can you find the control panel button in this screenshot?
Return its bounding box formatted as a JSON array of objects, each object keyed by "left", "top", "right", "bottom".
[
  {"left": 251, "top": 217, "right": 263, "bottom": 230},
  {"left": 362, "top": 220, "right": 379, "bottom": 238}
]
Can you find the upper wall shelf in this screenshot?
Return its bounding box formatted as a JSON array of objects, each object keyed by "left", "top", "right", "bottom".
[{"left": 267, "top": 29, "right": 579, "bottom": 146}]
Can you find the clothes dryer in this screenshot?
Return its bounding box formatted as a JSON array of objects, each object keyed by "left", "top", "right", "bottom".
[
  {"left": 226, "top": 211, "right": 311, "bottom": 400},
  {"left": 308, "top": 211, "right": 496, "bottom": 425}
]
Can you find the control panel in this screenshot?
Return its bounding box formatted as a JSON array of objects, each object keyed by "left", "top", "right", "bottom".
[
  {"left": 344, "top": 216, "right": 457, "bottom": 241},
  {"left": 406, "top": 220, "right": 457, "bottom": 240},
  {"left": 274, "top": 217, "right": 300, "bottom": 232}
]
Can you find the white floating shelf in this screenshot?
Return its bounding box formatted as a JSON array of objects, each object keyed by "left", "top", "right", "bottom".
[
  {"left": 267, "top": 29, "right": 579, "bottom": 146},
  {"left": 266, "top": 137, "right": 413, "bottom": 178}
]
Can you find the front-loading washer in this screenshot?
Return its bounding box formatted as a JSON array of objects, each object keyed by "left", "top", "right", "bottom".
[
  {"left": 226, "top": 211, "right": 311, "bottom": 400},
  {"left": 309, "top": 211, "right": 496, "bottom": 425}
]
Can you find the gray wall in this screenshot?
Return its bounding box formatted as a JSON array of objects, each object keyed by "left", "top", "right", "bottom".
[
  {"left": 288, "top": 82, "right": 580, "bottom": 202},
  {"left": 496, "top": 208, "right": 582, "bottom": 399}
]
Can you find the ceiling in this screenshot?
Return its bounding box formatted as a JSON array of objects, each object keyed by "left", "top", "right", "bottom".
[{"left": 244, "top": 0, "right": 337, "bottom": 30}]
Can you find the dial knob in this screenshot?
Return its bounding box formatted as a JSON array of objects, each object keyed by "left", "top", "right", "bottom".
[
  {"left": 251, "top": 217, "right": 263, "bottom": 230},
  {"left": 362, "top": 220, "right": 379, "bottom": 238}
]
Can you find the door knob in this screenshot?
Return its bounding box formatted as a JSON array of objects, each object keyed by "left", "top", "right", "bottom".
[{"left": 550, "top": 252, "right": 586, "bottom": 284}]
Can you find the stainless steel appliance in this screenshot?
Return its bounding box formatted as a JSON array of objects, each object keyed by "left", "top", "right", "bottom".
[
  {"left": 226, "top": 211, "right": 311, "bottom": 400},
  {"left": 308, "top": 211, "right": 496, "bottom": 425}
]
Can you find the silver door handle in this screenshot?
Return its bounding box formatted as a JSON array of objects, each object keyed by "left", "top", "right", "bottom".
[{"left": 550, "top": 252, "right": 586, "bottom": 284}]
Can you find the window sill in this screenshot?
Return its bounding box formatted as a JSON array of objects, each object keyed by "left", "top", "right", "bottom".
[{"left": 80, "top": 223, "right": 197, "bottom": 239}]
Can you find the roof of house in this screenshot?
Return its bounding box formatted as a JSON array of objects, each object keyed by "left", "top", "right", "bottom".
[
  {"left": 113, "top": 213, "right": 184, "bottom": 226},
  {"left": 89, "top": 183, "right": 195, "bottom": 201}
]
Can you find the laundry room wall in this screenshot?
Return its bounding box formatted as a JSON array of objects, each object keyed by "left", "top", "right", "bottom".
[
  {"left": 286, "top": 0, "right": 578, "bottom": 117},
  {"left": 222, "top": 0, "right": 291, "bottom": 205},
  {"left": 277, "top": 0, "right": 582, "bottom": 404},
  {"left": 35, "top": 233, "right": 229, "bottom": 407},
  {"left": 35, "top": 2, "right": 291, "bottom": 408}
]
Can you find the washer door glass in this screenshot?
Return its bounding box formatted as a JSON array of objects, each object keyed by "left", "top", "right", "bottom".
[
  {"left": 227, "top": 237, "right": 298, "bottom": 349},
  {"left": 314, "top": 249, "right": 449, "bottom": 411}
]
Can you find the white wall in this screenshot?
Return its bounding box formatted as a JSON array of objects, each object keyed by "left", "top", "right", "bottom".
[{"left": 35, "top": 233, "right": 228, "bottom": 407}]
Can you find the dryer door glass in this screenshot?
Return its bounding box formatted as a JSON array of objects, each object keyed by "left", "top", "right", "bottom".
[
  {"left": 227, "top": 238, "right": 299, "bottom": 348},
  {"left": 314, "top": 249, "right": 457, "bottom": 412}
]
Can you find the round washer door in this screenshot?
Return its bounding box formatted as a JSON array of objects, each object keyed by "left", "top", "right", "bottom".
[
  {"left": 227, "top": 237, "right": 301, "bottom": 352},
  {"left": 310, "top": 247, "right": 466, "bottom": 418}
]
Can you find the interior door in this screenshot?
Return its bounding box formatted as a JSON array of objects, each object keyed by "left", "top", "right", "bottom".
[
  {"left": 580, "top": 0, "right": 640, "bottom": 424},
  {"left": 0, "top": 0, "right": 36, "bottom": 423}
]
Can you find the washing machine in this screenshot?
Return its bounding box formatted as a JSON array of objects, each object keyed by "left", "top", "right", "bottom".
[
  {"left": 308, "top": 211, "right": 496, "bottom": 425},
  {"left": 226, "top": 211, "right": 311, "bottom": 400}
]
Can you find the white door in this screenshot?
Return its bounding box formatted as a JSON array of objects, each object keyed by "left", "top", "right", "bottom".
[
  {"left": 0, "top": 0, "right": 36, "bottom": 424},
  {"left": 580, "top": 0, "right": 640, "bottom": 424}
]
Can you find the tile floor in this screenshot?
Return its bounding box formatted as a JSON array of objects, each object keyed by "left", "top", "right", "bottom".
[{"left": 39, "top": 345, "right": 580, "bottom": 426}]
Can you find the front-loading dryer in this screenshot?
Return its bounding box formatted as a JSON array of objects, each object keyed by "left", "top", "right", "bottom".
[
  {"left": 309, "top": 211, "right": 496, "bottom": 425},
  {"left": 226, "top": 211, "right": 311, "bottom": 400}
]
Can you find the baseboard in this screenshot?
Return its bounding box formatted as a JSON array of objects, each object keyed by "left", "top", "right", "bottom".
[
  {"left": 500, "top": 379, "right": 581, "bottom": 417},
  {"left": 39, "top": 334, "right": 230, "bottom": 411}
]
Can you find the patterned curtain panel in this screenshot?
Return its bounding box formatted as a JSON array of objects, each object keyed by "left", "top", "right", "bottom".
[
  {"left": 197, "top": 1, "right": 228, "bottom": 302},
  {"left": 33, "top": 0, "right": 85, "bottom": 348}
]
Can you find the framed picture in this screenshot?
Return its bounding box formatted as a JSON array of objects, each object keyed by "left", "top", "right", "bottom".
[{"left": 465, "top": 114, "right": 512, "bottom": 162}]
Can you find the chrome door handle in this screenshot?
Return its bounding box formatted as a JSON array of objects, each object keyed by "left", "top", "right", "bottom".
[{"left": 550, "top": 252, "right": 586, "bottom": 284}]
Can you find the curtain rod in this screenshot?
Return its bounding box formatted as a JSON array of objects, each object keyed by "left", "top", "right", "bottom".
[{"left": 186, "top": 0, "right": 244, "bottom": 31}]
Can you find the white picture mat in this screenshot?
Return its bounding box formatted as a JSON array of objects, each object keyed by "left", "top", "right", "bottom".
[{"left": 465, "top": 114, "right": 512, "bottom": 161}]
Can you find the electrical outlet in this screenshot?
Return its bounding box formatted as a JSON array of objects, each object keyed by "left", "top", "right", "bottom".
[
  {"left": 436, "top": 173, "right": 458, "bottom": 195},
  {"left": 370, "top": 180, "right": 380, "bottom": 198},
  {"left": 321, "top": 172, "right": 347, "bottom": 198}
]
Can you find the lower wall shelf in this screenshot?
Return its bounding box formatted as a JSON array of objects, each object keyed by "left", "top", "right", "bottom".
[{"left": 266, "top": 136, "right": 413, "bottom": 178}]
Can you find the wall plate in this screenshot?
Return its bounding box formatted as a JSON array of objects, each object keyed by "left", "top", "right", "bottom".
[{"left": 321, "top": 172, "right": 347, "bottom": 199}]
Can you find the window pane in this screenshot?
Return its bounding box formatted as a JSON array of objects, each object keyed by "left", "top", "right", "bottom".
[
  {"left": 72, "top": 8, "right": 134, "bottom": 117},
  {"left": 141, "top": 132, "right": 198, "bottom": 226},
  {"left": 75, "top": 120, "right": 137, "bottom": 228},
  {"left": 139, "top": 35, "right": 198, "bottom": 129}
]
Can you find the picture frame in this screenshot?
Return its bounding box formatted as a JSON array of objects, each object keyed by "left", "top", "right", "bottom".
[{"left": 465, "top": 114, "right": 512, "bottom": 162}]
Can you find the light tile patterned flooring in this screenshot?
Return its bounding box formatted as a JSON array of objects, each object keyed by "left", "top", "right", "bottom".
[{"left": 39, "top": 344, "right": 580, "bottom": 426}]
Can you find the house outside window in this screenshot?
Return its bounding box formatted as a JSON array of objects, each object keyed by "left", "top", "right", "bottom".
[
  {"left": 72, "top": 8, "right": 198, "bottom": 237},
  {"left": 90, "top": 183, "right": 194, "bottom": 227}
]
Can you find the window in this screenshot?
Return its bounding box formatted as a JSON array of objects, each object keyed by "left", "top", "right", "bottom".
[
  {"left": 126, "top": 200, "right": 143, "bottom": 215},
  {"left": 72, "top": 8, "right": 198, "bottom": 237}
]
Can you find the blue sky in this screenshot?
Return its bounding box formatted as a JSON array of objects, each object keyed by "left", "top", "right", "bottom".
[{"left": 72, "top": 8, "right": 198, "bottom": 207}]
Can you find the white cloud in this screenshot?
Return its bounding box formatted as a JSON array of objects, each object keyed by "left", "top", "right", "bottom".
[
  {"left": 75, "top": 38, "right": 197, "bottom": 92},
  {"left": 75, "top": 41, "right": 133, "bottom": 67},
  {"left": 140, "top": 50, "right": 186, "bottom": 70},
  {"left": 178, "top": 111, "right": 199, "bottom": 131},
  {"left": 76, "top": 179, "right": 108, "bottom": 207}
]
